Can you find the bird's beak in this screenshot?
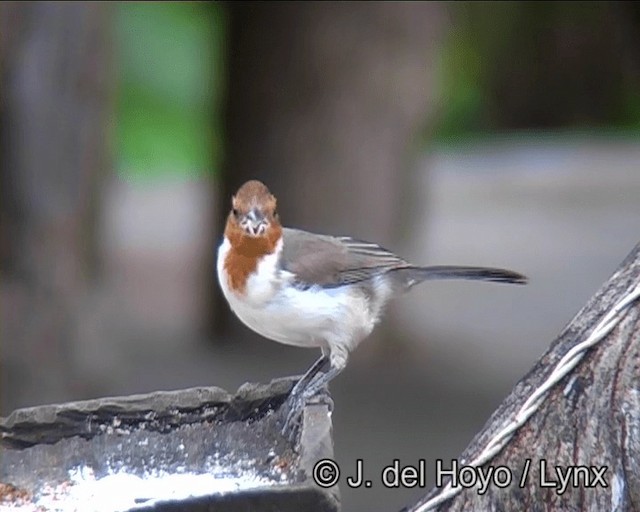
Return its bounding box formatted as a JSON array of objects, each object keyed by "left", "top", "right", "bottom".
[{"left": 240, "top": 207, "right": 268, "bottom": 236}]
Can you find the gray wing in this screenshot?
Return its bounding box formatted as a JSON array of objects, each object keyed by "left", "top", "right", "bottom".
[{"left": 280, "top": 228, "right": 408, "bottom": 289}]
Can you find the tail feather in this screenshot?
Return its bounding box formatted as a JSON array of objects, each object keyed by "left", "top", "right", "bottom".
[{"left": 397, "top": 265, "right": 528, "bottom": 287}]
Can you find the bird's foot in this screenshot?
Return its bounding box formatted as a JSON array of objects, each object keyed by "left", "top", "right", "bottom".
[
  {"left": 307, "top": 391, "right": 334, "bottom": 412},
  {"left": 280, "top": 387, "right": 333, "bottom": 444},
  {"left": 280, "top": 393, "right": 305, "bottom": 443}
]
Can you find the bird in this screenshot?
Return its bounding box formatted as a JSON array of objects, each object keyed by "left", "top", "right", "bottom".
[{"left": 216, "top": 180, "right": 527, "bottom": 439}]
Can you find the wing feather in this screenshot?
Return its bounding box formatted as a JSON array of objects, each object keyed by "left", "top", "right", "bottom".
[{"left": 280, "top": 228, "right": 407, "bottom": 289}]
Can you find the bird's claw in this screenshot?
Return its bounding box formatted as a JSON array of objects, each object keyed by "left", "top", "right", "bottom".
[
  {"left": 306, "top": 392, "right": 334, "bottom": 412},
  {"left": 280, "top": 394, "right": 305, "bottom": 443},
  {"left": 280, "top": 387, "right": 334, "bottom": 444}
]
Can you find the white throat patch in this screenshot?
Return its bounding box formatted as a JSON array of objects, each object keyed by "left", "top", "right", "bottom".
[{"left": 217, "top": 236, "right": 286, "bottom": 306}]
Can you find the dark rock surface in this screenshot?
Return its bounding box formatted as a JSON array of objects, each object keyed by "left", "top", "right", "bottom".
[{"left": 0, "top": 378, "right": 339, "bottom": 511}]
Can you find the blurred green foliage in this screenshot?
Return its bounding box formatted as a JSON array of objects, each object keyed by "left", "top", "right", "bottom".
[
  {"left": 114, "top": 2, "right": 640, "bottom": 174},
  {"left": 115, "top": 2, "right": 226, "bottom": 179},
  {"left": 433, "top": 2, "right": 640, "bottom": 143}
]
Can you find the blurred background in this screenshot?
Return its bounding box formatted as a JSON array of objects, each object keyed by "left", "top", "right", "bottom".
[{"left": 1, "top": 2, "right": 640, "bottom": 511}]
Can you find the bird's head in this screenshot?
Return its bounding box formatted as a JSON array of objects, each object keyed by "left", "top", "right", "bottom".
[{"left": 224, "top": 180, "right": 282, "bottom": 255}]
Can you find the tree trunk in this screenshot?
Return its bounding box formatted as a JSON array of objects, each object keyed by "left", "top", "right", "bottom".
[
  {"left": 407, "top": 241, "right": 640, "bottom": 511},
  {"left": 0, "top": 2, "right": 111, "bottom": 413},
  {"left": 214, "top": 1, "right": 448, "bottom": 333}
]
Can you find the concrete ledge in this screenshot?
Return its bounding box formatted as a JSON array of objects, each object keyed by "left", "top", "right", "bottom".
[{"left": 0, "top": 378, "right": 339, "bottom": 511}]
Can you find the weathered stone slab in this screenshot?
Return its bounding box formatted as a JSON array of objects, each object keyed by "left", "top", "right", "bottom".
[{"left": 0, "top": 378, "right": 339, "bottom": 511}]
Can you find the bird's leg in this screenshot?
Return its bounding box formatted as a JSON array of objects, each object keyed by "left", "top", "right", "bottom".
[
  {"left": 288, "top": 353, "right": 330, "bottom": 398},
  {"left": 279, "top": 354, "right": 329, "bottom": 441},
  {"left": 281, "top": 349, "right": 347, "bottom": 442}
]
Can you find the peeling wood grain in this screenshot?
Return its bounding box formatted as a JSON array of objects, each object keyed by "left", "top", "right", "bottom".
[{"left": 408, "top": 242, "right": 640, "bottom": 512}]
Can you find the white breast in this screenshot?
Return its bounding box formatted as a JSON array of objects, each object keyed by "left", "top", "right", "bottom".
[{"left": 216, "top": 237, "right": 379, "bottom": 352}]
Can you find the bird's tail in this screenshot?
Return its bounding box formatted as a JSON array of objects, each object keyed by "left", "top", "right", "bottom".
[{"left": 394, "top": 265, "right": 528, "bottom": 288}]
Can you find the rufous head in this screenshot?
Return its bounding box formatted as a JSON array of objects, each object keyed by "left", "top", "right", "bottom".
[
  {"left": 227, "top": 180, "right": 280, "bottom": 236},
  {"left": 224, "top": 180, "right": 282, "bottom": 260}
]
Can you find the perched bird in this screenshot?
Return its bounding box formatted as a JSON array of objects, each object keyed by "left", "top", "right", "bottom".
[{"left": 217, "top": 180, "right": 527, "bottom": 437}]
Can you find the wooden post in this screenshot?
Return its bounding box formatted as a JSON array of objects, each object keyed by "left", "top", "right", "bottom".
[{"left": 406, "top": 242, "right": 640, "bottom": 511}]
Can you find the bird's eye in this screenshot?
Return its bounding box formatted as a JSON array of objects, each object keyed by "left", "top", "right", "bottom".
[{"left": 232, "top": 208, "right": 239, "bottom": 217}]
